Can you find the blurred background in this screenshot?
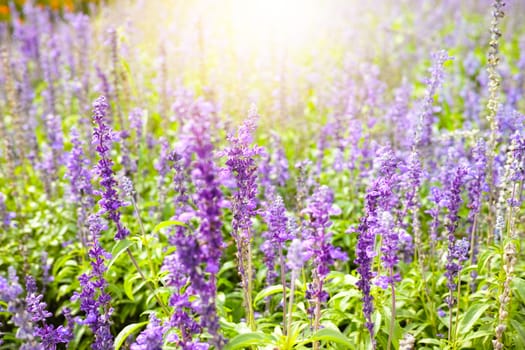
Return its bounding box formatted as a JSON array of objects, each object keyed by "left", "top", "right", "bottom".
[{"left": 1, "top": 0, "right": 524, "bottom": 136}]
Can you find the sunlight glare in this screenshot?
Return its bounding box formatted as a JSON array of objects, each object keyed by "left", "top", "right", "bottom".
[{"left": 229, "top": 0, "right": 320, "bottom": 50}]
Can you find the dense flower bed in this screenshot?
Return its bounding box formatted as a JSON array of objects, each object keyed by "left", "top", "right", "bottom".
[{"left": 1, "top": 0, "right": 525, "bottom": 349}]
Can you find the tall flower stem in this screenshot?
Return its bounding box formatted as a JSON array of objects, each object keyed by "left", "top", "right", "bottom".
[
  {"left": 125, "top": 248, "right": 170, "bottom": 317},
  {"left": 485, "top": 0, "right": 505, "bottom": 244},
  {"left": 286, "top": 270, "right": 297, "bottom": 347},
  {"left": 279, "top": 247, "right": 288, "bottom": 335},
  {"left": 246, "top": 240, "right": 256, "bottom": 331},
  {"left": 469, "top": 214, "right": 478, "bottom": 267},
  {"left": 453, "top": 269, "right": 463, "bottom": 348},
  {"left": 223, "top": 110, "right": 261, "bottom": 332},
  {"left": 448, "top": 302, "right": 453, "bottom": 343},
  {"left": 387, "top": 267, "right": 396, "bottom": 350},
  {"left": 129, "top": 195, "right": 157, "bottom": 279},
  {"left": 312, "top": 274, "right": 324, "bottom": 350}
]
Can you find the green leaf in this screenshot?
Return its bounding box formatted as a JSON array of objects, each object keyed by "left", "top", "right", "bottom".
[
  {"left": 123, "top": 274, "right": 142, "bottom": 301},
  {"left": 114, "top": 321, "right": 148, "bottom": 350},
  {"left": 458, "top": 303, "right": 491, "bottom": 335},
  {"left": 511, "top": 320, "right": 525, "bottom": 348},
  {"left": 463, "top": 329, "right": 494, "bottom": 341},
  {"left": 254, "top": 284, "right": 285, "bottom": 305},
  {"left": 223, "top": 332, "right": 274, "bottom": 350},
  {"left": 108, "top": 239, "right": 136, "bottom": 271},
  {"left": 311, "top": 328, "right": 355, "bottom": 348},
  {"left": 146, "top": 286, "right": 171, "bottom": 306},
  {"left": 152, "top": 220, "right": 186, "bottom": 234},
  {"left": 419, "top": 338, "right": 442, "bottom": 345},
  {"left": 512, "top": 278, "right": 525, "bottom": 305}
]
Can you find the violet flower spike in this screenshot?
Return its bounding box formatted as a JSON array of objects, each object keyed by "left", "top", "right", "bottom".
[
  {"left": 72, "top": 214, "right": 113, "bottom": 350},
  {"left": 131, "top": 314, "right": 166, "bottom": 350},
  {"left": 354, "top": 146, "right": 399, "bottom": 349},
  {"left": 303, "top": 185, "right": 346, "bottom": 343},
  {"left": 26, "top": 277, "right": 73, "bottom": 349},
  {"left": 92, "top": 95, "right": 130, "bottom": 240},
  {"left": 222, "top": 105, "right": 262, "bottom": 331}
]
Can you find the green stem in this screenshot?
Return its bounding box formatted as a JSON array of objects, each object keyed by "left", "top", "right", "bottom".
[
  {"left": 130, "top": 196, "right": 157, "bottom": 278},
  {"left": 387, "top": 268, "right": 396, "bottom": 350},
  {"left": 313, "top": 275, "right": 322, "bottom": 350},
  {"left": 286, "top": 270, "right": 297, "bottom": 348},
  {"left": 279, "top": 247, "right": 288, "bottom": 335},
  {"left": 453, "top": 269, "right": 463, "bottom": 347},
  {"left": 243, "top": 237, "right": 256, "bottom": 331},
  {"left": 448, "top": 296, "right": 453, "bottom": 343},
  {"left": 126, "top": 248, "right": 170, "bottom": 317}
]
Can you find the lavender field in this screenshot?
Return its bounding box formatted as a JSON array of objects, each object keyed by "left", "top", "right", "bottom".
[{"left": 1, "top": 0, "right": 525, "bottom": 349}]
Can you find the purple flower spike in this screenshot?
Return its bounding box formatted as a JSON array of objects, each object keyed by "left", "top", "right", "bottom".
[
  {"left": 0, "top": 192, "right": 16, "bottom": 229},
  {"left": 131, "top": 314, "right": 166, "bottom": 350},
  {"left": 72, "top": 215, "right": 113, "bottom": 350},
  {"left": 25, "top": 277, "right": 73, "bottom": 349},
  {"left": 354, "top": 147, "right": 399, "bottom": 349},
  {"left": 443, "top": 166, "right": 468, "bottom": 309},
  {"left": 261, "top": 194, "right": 292, "bottom": 285},
  {"left": 222, "top": 105, "right": 262, "bottom": 330},
  {"left": 303, "top": 185, "right": 346, "bottom": 334},
  {"left": 92, "top": 95, "right": 130, "bottom": 240}
]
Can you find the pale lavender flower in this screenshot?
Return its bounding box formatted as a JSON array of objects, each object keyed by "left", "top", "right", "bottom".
[
  {"left": 267, "top": 133, "right": 289, "bottom": 187},
  {"left": 1, "top": 267, "right": 36, "bottom": 346},
  {"left": 0, "top": 192, "right": 16, "bottom": 229},
  {"left": 415, "top": 50, "right": 453, "bottom": 147},
  {"left": 66, "top": 128, "right": 94, "bottom": 203},
  {"left": 129, "top": 108, "right": 144, "bottom": 141},
  {"left": 155, "top": 137, "right": 171, "bottom": 187},
  {"left": 0, "top": 267, "right": 23, "bottom": 310},
  {"left": 286, "top": 239, "right": 309, "bottom": 272}
]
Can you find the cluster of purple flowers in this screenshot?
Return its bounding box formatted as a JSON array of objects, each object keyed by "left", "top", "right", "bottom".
[
  {"left": 0, "top": 268, "right": 72, "bottom": 349},
  {"left": 161, "top": 252, "right": 205, "bottom": 349},
  {"left": 261, "top": 193, "right": 293, "bottom": 286},
  {"left": 92, "top": 95, "right": 130, "bottom": 240},
  {"left": 259, "top": 132, "right": 290, "bottom": 191},
  {"left": 2, "top": 1, "right": 525, "bottom": 349},
  {"left": 161, "top": 99, "right": 226, "bottom": 346},
  {"left": 303, "top": 185, "right": 347, "bottom": 332},
  {"left": 304, "top": 186, "right": 346, "bottom": 289},
  {"left": 223, "top": 108, "right": 262, "bottom": 246},
  {"left": 221, "top": 107, "right": 262, "bottom": 328},
  {"left": 415, "top": 50, "right": 453, "bottom": 148},
  {"left": 66, "top": 128, "right": 95, "bottom": 245},
  {"left": 73, "top": 215, "right": 113, "bottom": 350},
  {"left": 354, "top": 147, "right": 400, "bottom": 346},
  {"left": 25, "top": 277, "right": 73, "bottom": 349},
  {"left": 443, "top": 166, "right": 468, "bottom": 308},
  {"left": 181, "top": 100, "right": 225, "bottom": 344},
  {"left": 0, "top": 192, "right": 16, "bottom": 229},
  {"left": 131, "top": 314, "right": 167, "bottom": 350},
  {"left": 0, "top": 267, "right": 23, "bottom": 312}
]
